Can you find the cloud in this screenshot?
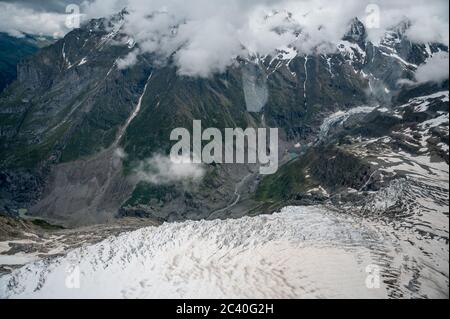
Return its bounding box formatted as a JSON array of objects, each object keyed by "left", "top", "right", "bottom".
[
  {"left": 396, "top": 78, "right": 416, "bottom": 87},
  {"left": 77, "top": 0, "right": 449, "bottom": 77},
  {"left": 0, "top": 2, "right": 69, "bottom": 38},
  {"left": 2, "top": 0, "right": 449, "bottom": 77},
  {"left": 397, "top": 51, "right": 449, "bottom": 86},
  {"left": 415, "top": 52, "right": 449, "bottom": 84},
  {"left": 116, "top": 49, "right": 140, "bottom": 69},
  {"left": 363, "top": 0, "right": 449, "bottom": 46},
  {"left": 133, "top": 154, "right": 205, "bottom": 185}
]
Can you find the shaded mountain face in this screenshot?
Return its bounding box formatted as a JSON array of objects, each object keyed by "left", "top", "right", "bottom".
[
  {"left": 0, "top": 14, "right": 448, "bottom": 226},
  {"left": 0, "top": 33, "right": 55, "bottom": 93}
]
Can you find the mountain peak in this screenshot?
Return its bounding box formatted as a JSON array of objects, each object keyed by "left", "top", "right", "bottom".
[{"left": 343, "top": 18, "right": 367, "bottom": 47}]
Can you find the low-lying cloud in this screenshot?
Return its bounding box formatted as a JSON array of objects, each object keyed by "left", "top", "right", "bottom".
[
  {"left": 133, "top": 154, "right": 205, "bottom": 185},
  {"left": 0, "top": 2, "right": 68, "bottom": 38},
  {"left": 81, "top": 0, "right": 449, "bottom": 77},
  {"left": 116, "top": 49, "right": 139, "bottom": 69},
  {"left": 415, "top": 52, "right": 449, "bottom": 84},
  {"left": 2, "top": 0, "right": 448, "bottom": 77}
]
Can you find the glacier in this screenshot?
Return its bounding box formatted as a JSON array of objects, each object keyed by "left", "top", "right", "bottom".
[{"left": 1, "top": 203, "right": 448, "bottom": 299}]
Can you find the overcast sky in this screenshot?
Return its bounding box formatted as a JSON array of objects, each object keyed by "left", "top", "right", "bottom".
[{"left": 1, "top": 0, "right": 448, "bottom": 78}]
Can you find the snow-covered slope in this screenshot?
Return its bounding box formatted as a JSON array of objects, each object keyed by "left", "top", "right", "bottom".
[{"left": 1, "top": 201, "right": 448, "bottom": 299}]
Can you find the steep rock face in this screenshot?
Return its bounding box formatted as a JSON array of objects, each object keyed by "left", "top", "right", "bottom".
[
  {"left": 0, "top": 15, "right": 153, "bottom": 223},
  {"left": 0, "top": 15, "right": 448, "bottom": 225},
  {"left": 0, "top": 33, "right": 55, "bottom": 93}
]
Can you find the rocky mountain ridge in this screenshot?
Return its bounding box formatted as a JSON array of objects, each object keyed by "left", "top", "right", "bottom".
[{"left": 0, "top": 13, "right": 448, "bottom": 226}]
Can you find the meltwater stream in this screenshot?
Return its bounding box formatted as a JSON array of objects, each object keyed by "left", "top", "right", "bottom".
[{"left": 1, "top": 204, "right": 448, "bottom": 299}]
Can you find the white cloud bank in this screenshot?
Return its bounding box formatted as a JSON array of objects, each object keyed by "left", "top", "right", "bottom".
[
  {"left": 1, "top": 0, "right": 448, "bottom": 77},
  {"left": 0, "top": 2, "right": 68, "bottom": 38},
  {"left": 80, "top": 0, "right": 449, "bottom": 77},
  {"left": 415, "top": 52, "right": 449, "bottom": 84},
  {"left": 398, "top": 51, "right": 449, "bottom": 86}
]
